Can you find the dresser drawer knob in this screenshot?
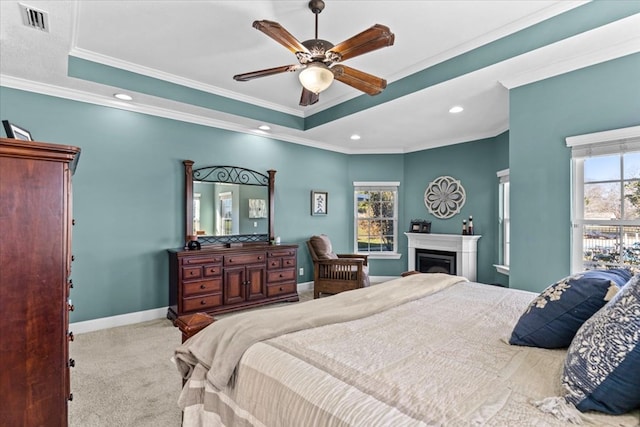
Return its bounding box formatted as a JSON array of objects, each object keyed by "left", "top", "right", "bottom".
[
  {"left": 68, "top": 358, "right": 76, "bottom": 368},
  {"left": 68, "top": 393, "right": 74, "bottom": 402},
  {"left": 71, "top": 255, "right": 75, "bottom": 262},
  {"left": 200, "top": 284, "right": 206, "bottom": 289},
  {"left": 68, "top": 331, "right": 74, "bottom": 342},
  {"left": 279, "top": 287, "right": 283, "bottom": 291},
  {"left": 279, "top": 274, "right": 283, "bottom": 278},
  {"left": 200, "top": 300, "right": 206, "bottom": 305},
  {"left": 68, "top": 303, "right": 75, "bottom": 312},
  {"left": 258, "top": 256, "right": 263, "bottom": 260},
  {"left": 69, "top": 280, "right": 74, "bottom": 289}
]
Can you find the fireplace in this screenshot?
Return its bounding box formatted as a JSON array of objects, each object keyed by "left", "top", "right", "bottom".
[
  {"left": 405, "top": 232, "right": 481, "bottom": 281},
  {"left": 416, "top": 249, "right": 456, "bottom": 275}
]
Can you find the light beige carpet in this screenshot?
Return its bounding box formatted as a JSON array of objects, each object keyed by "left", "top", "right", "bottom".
[{"left": 69, "top": 290, "right": 313, "bottom": 426}]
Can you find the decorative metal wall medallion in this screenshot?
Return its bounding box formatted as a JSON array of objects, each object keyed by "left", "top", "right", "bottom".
[{"left": 424, "top": 176, "right": 466, "bottom": 219}]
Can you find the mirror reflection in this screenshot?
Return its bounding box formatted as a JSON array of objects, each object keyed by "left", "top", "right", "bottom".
[{"left": 193, "top": 181, "right": 269, "bottom": 236}]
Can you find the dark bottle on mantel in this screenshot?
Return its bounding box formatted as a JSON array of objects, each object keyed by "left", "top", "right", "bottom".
[
  {"left": 462, "top": 219, "right": 467, "bottom": 235},
  {"left": 468, "top": 216, "right": 474, "bottom": 235}
]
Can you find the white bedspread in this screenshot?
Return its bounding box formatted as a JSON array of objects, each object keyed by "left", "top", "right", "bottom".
[{"left": 176, "top": 275, "right": 640, "bottom": 426}]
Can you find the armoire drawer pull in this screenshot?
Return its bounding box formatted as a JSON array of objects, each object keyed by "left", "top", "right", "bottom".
[
  {"left": 68, "top": 331, "right": 74, "bottom": 342},
  {"left": 68, "top": 358, "right": 75, "bottom": 368},
  {"left": 68, "top": 393, "right": 73, "bottom": 402}
]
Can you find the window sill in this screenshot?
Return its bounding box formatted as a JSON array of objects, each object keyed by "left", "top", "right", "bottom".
[
  {"left": 493, "top": 264, "right": 510, "bottom": 276},
  {"left": 361, "top": 253, "right": 403, "bottom": 260}
]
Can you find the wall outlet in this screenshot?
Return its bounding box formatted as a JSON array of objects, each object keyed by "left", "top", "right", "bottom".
[
  {"left": 253, "top": 221, "right": 257, "bottom": 227},
  {"left": 299, "top": 267, "right": 304, "bottom": 276}
]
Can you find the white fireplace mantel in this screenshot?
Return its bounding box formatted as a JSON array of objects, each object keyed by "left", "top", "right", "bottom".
[{"left": 405, "top": 233, "right": 481, "bottom": 281}]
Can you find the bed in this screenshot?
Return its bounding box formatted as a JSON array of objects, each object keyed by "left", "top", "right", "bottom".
[{"left": 174, "top": 273, "right": 640, "bottom": 426}]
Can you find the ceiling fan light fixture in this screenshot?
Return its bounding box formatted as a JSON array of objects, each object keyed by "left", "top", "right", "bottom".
[{"left": 299, "top": 63, "right": 334, "bottom": 94}]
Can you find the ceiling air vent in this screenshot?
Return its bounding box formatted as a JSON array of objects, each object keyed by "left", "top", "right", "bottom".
[{"left": 19, "top": 3, "right": 49, "bottom": 32}]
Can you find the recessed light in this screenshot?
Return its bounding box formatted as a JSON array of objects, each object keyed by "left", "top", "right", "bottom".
[
  {"left": 114, "top": 93, "right": 133, "bottom": 101},
  {"left": 350, "top": 134, "right": 361, "bottom": 140},
  {"left": 258, "top": 125, "right": 271, "bottom": 131},
  {"left": 449, "top": 106, "right": 464, "bottom": 113}
]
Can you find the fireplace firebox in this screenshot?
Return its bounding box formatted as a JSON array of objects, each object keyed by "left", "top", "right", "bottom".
[{"left": 416, "top": 249, "right": 456, "bottom": 275}]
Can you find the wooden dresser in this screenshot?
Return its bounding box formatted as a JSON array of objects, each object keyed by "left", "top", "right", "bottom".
[
  {"left": 0, "top": 138, "right": 80, "bottom": 426},
  {"left": 168, "top": 244, "right": 299, "bottom": 320}
]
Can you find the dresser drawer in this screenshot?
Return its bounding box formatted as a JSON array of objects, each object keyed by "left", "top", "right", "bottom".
[
  {"left": 267, "top": 258, "right": 282, "bottom": 269},
  {"left": 182, "top": 255, "right": 222, "bottom": 265},
  {"left": 203, "top": 264, "right": 222, "bottom": 277},
  {"left": 182, "top": 266, "right": 202, "bottom": 280},
  {"left": 183, "top": 279, "right": 222, "bottom": 297},
  {"left": 224, "top": 253, "right": 266, "bottom": 266},
  {"left": 267, "top": 282, "right": 296, "bottom": 297},
  {"left": 267, "top": 268, "right": 296, "bottom": 283},
  {"left": 281, "top": 256, "right": 296, "bottom": 269},
  {"left": 183, "top": 294, "right": 223, "bottom": 312},
  {"left": 268, "top": 249, "right": 296, "bottom": 258}
]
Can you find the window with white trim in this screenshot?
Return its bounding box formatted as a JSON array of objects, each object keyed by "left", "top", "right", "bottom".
[
  {"left": 568, "top": 126, "right": 640, "bottom": 272},
  {"left": 496, "top": 169, "right": 510, "bottom": 275},
  {"left": 354, "top": 182, "right": 400, "bottom": 258}
]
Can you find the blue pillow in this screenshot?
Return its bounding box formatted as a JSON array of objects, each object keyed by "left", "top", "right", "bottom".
[
  {"left": 562, "top": 274, "right": 640, "bottom": 414},
  {"left": 509, "top": 268, "right": 632, "bottom": 348}
]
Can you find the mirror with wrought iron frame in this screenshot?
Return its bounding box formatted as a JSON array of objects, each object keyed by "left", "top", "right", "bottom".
[{"left": 184, "top": 160, "right": 275, "bottom": 246}]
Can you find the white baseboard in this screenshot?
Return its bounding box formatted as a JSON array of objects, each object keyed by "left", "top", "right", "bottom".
[
  {"left": 70, "top": 307, "right": 169, "bottom": 335},
  {"left": 71, "top": 282, "right": 317, "bottom": 334}
]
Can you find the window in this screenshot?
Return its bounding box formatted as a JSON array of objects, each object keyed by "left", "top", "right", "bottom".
[
  {"left": 568, "top": 126, "right": 640, "bottom": 272},
  {"left": 354, "top": 182, "right": 400, "bottom": 258},
  {"left": 495, "top": 169, "right": 510, "bottom": 275}
]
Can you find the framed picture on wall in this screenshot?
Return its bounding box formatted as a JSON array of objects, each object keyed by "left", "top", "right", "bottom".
[
  {"left": 2, "top": 120, "right": 32, "bottom": 141},
  {"left": 311, "top": 190, "right": 328, "bottom": 216}
]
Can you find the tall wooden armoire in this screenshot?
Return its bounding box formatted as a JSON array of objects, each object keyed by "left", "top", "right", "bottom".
[{"left": 0, "top": 137, "right": 81, "bottom": 426}]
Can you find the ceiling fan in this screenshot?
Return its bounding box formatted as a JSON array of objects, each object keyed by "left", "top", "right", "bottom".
[{"left": 233, "top": 0, "right": 395, "bottom": 106}]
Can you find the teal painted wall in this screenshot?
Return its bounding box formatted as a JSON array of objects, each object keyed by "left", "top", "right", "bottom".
[
  {"left": 0, "top": 87, "right": 355, "bottom": 322},
  {"left": 403, "top": 133, "right": 509, "bottom": 286},
  {"left": 509, "top": 53, "right": 640, "bottom": 293},
  {"left": 12, "top": 49, "right": 639, "bottom": 321}
]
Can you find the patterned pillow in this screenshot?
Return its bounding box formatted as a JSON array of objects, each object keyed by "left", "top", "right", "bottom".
[
  {"left": 562, "top": 274, "right": 640, "bottom": 414},
  {"left": 509, "top": 269, "right": 632, "bottom": 348}
]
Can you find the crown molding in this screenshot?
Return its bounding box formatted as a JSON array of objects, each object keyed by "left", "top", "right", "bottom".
[
  {"left": 500, "top": 15, "right": 640, "bottom": 89},
  {"left": 0, "top": 74, "right": 352, "bottom": 152},
  {"left": 68, "top": 48, "right": 305, "bottom": 118}
]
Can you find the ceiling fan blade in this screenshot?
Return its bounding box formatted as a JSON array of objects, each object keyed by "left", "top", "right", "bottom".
[
  {"left": 328, "top": 24, "right": 395, "bottom": 62},
  {"left": 253, "top": 20, "right": 310, "bottom": 55},
  {"left": 332, "top": 65, "right": 387, "bottom": 95},
  {"left": 234, "top": 65, "right": 300, "bottom": 82},
  {"left": 299, "top": 87, "right": 319, "bottom": 106}
]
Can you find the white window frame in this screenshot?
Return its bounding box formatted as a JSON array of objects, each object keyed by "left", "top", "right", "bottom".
[
  {"left": 353, "top": 181, "right": 401, "bottom": 259},
  {"left": 567, "top": 126, "right": 640, "bottom": 273},
  {"left": 494, "top": 169, "right": 510, "bottom": 275}
]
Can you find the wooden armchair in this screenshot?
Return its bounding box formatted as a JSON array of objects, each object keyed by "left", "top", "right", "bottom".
[{"left": 307, "top": 235, "right": 370, "bottom": 299}]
